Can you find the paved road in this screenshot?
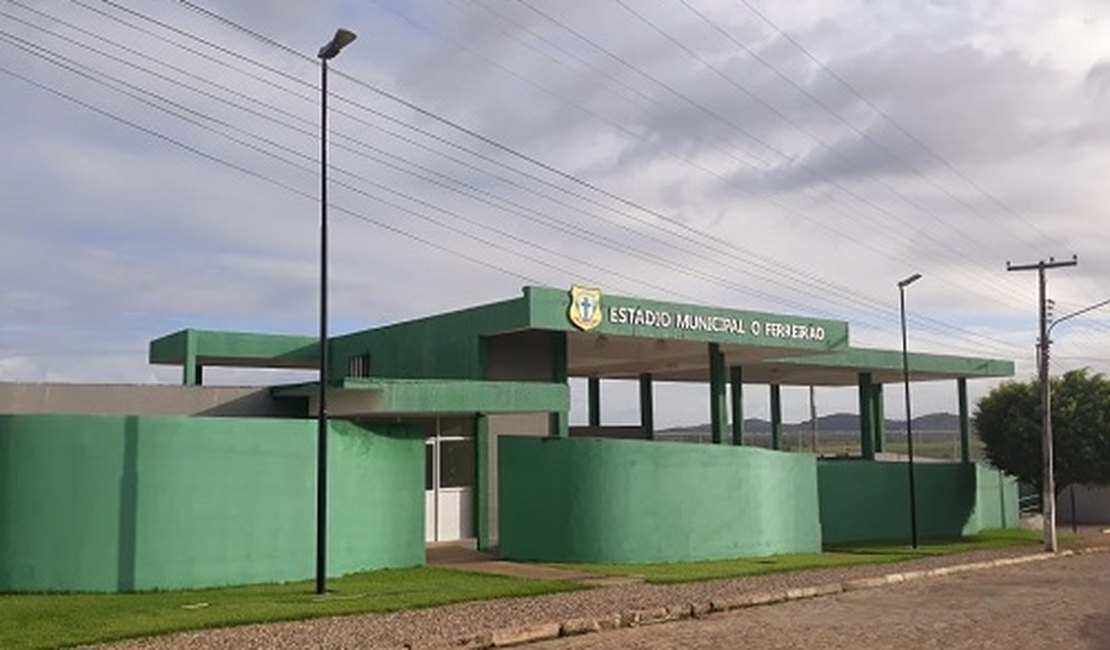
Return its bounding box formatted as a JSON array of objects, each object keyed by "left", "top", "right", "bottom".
[{"left": 529, "top": 552, "right": 1110, "bottom": 649}]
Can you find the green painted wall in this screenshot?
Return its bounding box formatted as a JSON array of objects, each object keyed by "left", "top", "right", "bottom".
[
  {"left": 497, "top": 436, "right": 821, "bottom": 563},
  {"left": 329, "top": 297, "right": 529, "bottom": 382},
  {"left": 149, "top": 330, "right": 318, "bottom": 366},
  {"left": 0, "top": 414, "right": 423, "bottom": 592},
  {"left": 818, "top": 460, "right": 1019, "bottom": 545},
  {"left": 973, "top": 464, "right": 1020, "bottom": 531}
]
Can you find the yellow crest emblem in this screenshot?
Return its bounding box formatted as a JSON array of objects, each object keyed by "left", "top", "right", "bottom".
[{"left": 568, "top": 285, "right": 603, "bottom": 331}]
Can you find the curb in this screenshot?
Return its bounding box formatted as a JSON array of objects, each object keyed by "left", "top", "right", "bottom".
[{"left": 420, "top": 546, "right": 1109, "bottom": 649}]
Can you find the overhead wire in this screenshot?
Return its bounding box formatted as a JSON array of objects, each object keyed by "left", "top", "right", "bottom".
[
  {"left": 0, "top": 3, "right": 888, "bottom": 316},
  {"left": 6, "top": 0, "right": 1030, "bottom": 357},
  {"left": 612, "top": 0, "right": 1030, "bottom": 302},
  {"left": 160, "top": 0, "right": 1028, "bottom": 354},
  {"left": 731, "top": 0, "right": 1095, "bottom": 303},
  {"left": 514, "top": 0, "right": 1032, "bottom": 308}
]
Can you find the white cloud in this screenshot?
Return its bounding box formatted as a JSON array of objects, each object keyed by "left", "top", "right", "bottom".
[{"left": 1, "top": 0, "right": 1108, "bottom": 421}]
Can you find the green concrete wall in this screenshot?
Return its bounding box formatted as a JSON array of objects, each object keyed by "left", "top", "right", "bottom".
[
  {"left": 973, "top": 464, "right": 1020, "bottom": 530},
  {"left": 0, "top": 414, "right": 423, "bottom": 592},
  {"left": 818, "top": 460, "right": 1019, "bottom": 545},
  {"left": 329, "top": 297, "right": 529, "bottom": 382},
  {"left": 497, "top": 436, "right": 821, "bottom": 563}
]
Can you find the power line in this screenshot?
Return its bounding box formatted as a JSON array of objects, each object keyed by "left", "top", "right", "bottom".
[
  {"left": 732, "top": 0, "right": 1079, "bottom": 276},
  {"left": 0, "top": 61, "right": 549, "bottom": 288},
  {"left": 8, "top": 0, "right": 1032, "bottom": 358},
  {"left": 154, "top": 0, "right": 1027, "bottom": 354}
]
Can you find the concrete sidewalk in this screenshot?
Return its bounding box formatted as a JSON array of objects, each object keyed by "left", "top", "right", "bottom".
[{"left": 427, "top": 542, "right": 640, "bottom": 586}]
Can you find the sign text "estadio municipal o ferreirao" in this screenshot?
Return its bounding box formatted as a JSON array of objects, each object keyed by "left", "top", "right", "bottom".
[
  {"left": 607, "top": 304, "right": 827, "bottom": 341},
  {"left": 566, "top": 286, "right": 827, "bottom": 341}
]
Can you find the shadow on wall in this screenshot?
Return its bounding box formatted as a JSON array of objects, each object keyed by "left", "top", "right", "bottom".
[
  {"left": 817, "top": 460, "right": 1012, "bottom": 545},
  {"left": 117, "top": 416, "right": 139, "bottom": 591}
]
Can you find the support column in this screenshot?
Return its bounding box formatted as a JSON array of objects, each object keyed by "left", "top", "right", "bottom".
[
  {"left": 858, "top": 372, "right": 875, "bottom": 460},
  {"left": 770, "top": 384, "right": 783, "bottom": 450},
  {"left": 551, "top": 332, "right": 568, "bottom": 437},
  {"left": 588, "top": 377, "right": 601, "bottom": 428},
  {"left": 708, "top": 343, "right": 727, "bottom": 444},
  {"left": 872, "top": 384, "right": 886, "bottom": 454},
  {"left": 474, "top": 414, "right": 491, "bottom": 551},
  {"left": 639, "top": 373, "right": 654, "bottom": 439},
  {"left": 730, "top": 365, "right": 744, "bottom": 446},
  {"left": 183, "top": 330, "right": 200, "bottom": 386},
  {"left": 958, "top": 377, "right": 971, "bottom": 463}
]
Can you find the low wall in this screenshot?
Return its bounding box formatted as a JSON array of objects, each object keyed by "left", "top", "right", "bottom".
[
  {"left": 1057, "top": 484, "right": 1110, "bottom": 525},
  {"left": 0, "top": 382, "right": 303, "bottom": 417},
  {"left": 497, "top": 436, "right": 821, "bottom": 563},
  {"left": 0, "top": 414, "right": 424, "bottom": 592},
  {"left": 818, "top": 460, "right": 1019, "bottom": 545}
]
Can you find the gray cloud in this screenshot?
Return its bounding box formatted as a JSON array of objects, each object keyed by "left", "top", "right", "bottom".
[{"left": 1, "top": 0, "right": 1108, "bottom": 419}]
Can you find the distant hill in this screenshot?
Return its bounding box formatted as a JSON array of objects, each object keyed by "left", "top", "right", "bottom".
[{"left": 658, "top": 411, "right": 960, "bottom": 437}]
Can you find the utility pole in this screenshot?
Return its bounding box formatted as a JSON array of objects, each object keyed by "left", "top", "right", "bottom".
[{"left": 1006, "top": 255, "right": 1077, "bottom": 553}]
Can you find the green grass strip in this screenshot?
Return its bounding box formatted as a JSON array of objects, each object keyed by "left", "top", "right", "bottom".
[
  {"left": 0, "top": 567, "right": 585, "bottom": 650},
  {"left": 549, "top": 529, "right": 1043, "bottom": 585}
]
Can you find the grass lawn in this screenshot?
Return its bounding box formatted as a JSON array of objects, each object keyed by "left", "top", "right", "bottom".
[
  {"left": 549, "top": 528, "right": 1043, "bottom": 584},
  {"left": 0, "top": 567, "right": 586, "bottom": 650}
]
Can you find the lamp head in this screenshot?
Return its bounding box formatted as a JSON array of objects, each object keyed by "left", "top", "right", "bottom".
[
  {"left": 898, "top": 273, "right": 923, "bottom": 288},
  {"left": 319, "top": 28, "right": 357, "bottom": 60}
]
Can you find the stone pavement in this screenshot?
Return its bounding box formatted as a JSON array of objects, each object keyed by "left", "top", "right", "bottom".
[
  {"left": 528, "top": 549, "right": 1110, "bottom": 650},
  {"left": 94, "top": 531, "right": 1110, "bottom": 650}
]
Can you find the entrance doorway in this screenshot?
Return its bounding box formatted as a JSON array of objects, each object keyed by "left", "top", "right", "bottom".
[{"left": 423, "top": 417, "right": 475, "bottom": 542}]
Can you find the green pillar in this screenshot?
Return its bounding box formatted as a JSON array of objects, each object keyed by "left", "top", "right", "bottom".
[
  {"left": 708, "top": 343, "right": 727, "bottom": 444},
  {"left": 551, "top": 332, "right": 568, "bottom": 437},
  {"left": 872, "top": 384, "right": 885, "bottom": 453},
  {"left": 474, "top": 414, "right": 491, "bottom": 551},
  {"left": 588, "top": 377, "right": 601, "bottom": 428},
  {"left": 639, "top": 373, "right": 654, "bottom": 439},
  {"left": 958, "top": 378, "right": 971, "bottom": 463},
  {"left": 858, "top": 372, "right": 875, "bottom": 460},
  {"left": 770, "top": 384, "right": 783, "bottom": 450},
  {"left": 730, "top": 365, "right": 744, "bottom": 446},
  {"left": 183, "top": 330, "right": 200, "bottom": 386}
]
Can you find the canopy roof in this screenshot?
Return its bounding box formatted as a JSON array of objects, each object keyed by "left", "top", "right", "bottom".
[{"left": 150, "top": 286, "right": 1014, "bottom": 387}]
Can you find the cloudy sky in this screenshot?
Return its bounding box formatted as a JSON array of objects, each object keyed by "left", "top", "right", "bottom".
[{"left": 2, "top": 0, "right": 1108, "bottom": 426}]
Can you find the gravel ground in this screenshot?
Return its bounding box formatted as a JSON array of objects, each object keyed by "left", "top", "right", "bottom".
[{"left": 87, "top": 545, "right": 1060, "bottom": 650}]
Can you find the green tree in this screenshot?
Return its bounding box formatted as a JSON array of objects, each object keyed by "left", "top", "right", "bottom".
[{"left": 974, "top": 368, "right": 1110, "bottom": 493}]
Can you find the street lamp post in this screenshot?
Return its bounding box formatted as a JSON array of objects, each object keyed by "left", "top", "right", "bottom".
[
  {"left": 898, "top": 273, "right": 922, "bottom": 549},
  {"left": 316, "top": 27, "right": 357, "bottom": 596},
  {"left": 1043, "top": 296, "right": 1110, "bottom": 537}
]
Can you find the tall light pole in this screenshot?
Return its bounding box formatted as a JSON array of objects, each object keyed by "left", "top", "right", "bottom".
[
  {"left": 1007, "top": 256, "right": 1077, "bottom": 553},
  {"left": 898, "top": 272, "right": 922, "bottom": 549},
  {"left": 1045, "top": 295, "right": 1109, "bottom": 535},
  {"left": 316, "top": 27, "right": 357, "bottom": 596}
]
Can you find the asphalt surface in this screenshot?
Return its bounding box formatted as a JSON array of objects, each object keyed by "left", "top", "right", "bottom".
[{"left": 527, "top": 551, "right": 1110, "bottom": 649}]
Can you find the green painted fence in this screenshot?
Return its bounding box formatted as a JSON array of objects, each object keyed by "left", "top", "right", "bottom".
[
  {"left": 497, "top": 436, "right": 822, "bottom": 563},
  {"left": 818, "top": 460, "right": 1019, "bottom": 545},
  {"left": 0, "top": 414, "right": 424, "bottom": 592}
]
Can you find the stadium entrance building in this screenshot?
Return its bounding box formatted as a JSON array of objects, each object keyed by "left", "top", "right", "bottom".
[{"left": 0, "top": 286, "right": 1018, "bottom": 592}]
